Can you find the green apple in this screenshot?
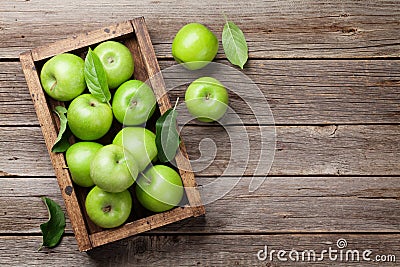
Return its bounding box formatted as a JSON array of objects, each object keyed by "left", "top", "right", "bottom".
[
  {"left": 67, "top": 94, "right": 113, "bottom": 140},
  {"left": 113, "top": 127, "right": 157, "bottom": 172},
  {"left": 40, "top": 53, "right": 86, "bottom": 101},
  {"left": 90, "top": 144, "right": 138, "bottom": 193},
  {"left": 66, "top": 142, "right": 103, "bottom": 187},
  {"left": 112, "top": 80, "right": 156, "bottom": 125},
  {"left": 172, "top": 23, "right": 218, "bottom": 70},
  {"left": 93, "top": 41, "right": 134, "bottom": 89},
  {"left": 185, "top": 77, "right": 229, "bottom": 122},
  {"left": 85, "top": 186, "right": 132, "bottom": 228},
  {"left": 135, "top": 165, "right": 184, "bottom": 213}
]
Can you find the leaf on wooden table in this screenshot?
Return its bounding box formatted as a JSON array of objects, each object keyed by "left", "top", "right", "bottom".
[
  {"left": 52, "top": 106, "right": 70, "bottom": 153},
  {"left": 84, "top": 48, "right": 111, "bottom": 105},
  {"left": 155, "top": 106, "right": 180, "bottom": 163},
  {"left": 222, "top": 19, "right": 248, "bottom": 69},
  {"left": 39, "top": 197, "right": 66, "bottom": 250}
]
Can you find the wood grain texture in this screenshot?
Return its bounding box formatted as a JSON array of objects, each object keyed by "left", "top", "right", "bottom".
[
  {"left": 1, "top": 0, "right": 400, "bottom": 262},
  {"left": 1, "top": 177, "right": 399, "bottom": 234},
  {"left": 1, "top": 0, "right": 400, "bottom": 59},
  {"left": 0, "top": 235, "right": 398, "bottom": 266},
  {"left": 2, "top": 60, "right": 400, "bottom": 126},
  {"left": 1, "top": 125, "right": 399, "bottom": 177}
]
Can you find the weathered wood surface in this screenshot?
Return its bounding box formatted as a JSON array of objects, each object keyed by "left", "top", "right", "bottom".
[
  {"left": 1, "top": 177, "right": 399, "bottom": 234},
  {"left": 0, "top": 235, "right": 398, "bottom": 266},
  {"left": 1, "top": 125, "right": 399, "bottom": 177},
  {"left": 1, "top": 0, "right": 400, "bottom": 264},
  {"left": 1, "top": 0, "right": 400, "bottom": 59},
  {"left": 2, "top": 60, "right": 400, "bottom": 126}
]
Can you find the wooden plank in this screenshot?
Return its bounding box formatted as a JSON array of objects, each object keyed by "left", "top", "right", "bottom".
[
  {"left": 1, "top": 60, "right": 400, "bottom": 126},
  {"left": 0, "top": 235, "right": 398, "bottom": 266},
  {"left": 19, "top": 52, "right": 92, "bottom": 251},
  {"left": 1, "top": 177, "right": 399, "bottom": 234},
  {"left": 1, "top": 125, "right": 399, "bottom": 177},
  {"left": 1, "top": 0, "right": 400, "bottom": 59}
]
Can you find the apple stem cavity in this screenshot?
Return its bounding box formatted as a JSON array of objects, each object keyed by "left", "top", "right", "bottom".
[
  {"left": 107, "top": 57, "right": 115, "bottom": 64},
  {"left": 102, "top": 205, "right": 112, "bottom": 213},
  {"left": 130, "top": 100, "right": 138, "bottom": 109}
]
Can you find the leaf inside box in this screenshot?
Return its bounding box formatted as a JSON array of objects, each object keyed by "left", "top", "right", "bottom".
[
  {"left": 84, "top": 48, "right": 111, "bottom": 106},
  {"left": 156, "top": 108, "right": 180, "bottom": 163},
  {"left": 52, "top": 106, "right": 71, "bottom": 153}
]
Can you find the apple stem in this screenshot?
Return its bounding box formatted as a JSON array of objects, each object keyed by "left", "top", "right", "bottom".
[
  {"left": 50, "top": 81, "right": 57, "bottom": 92},
  {"left": 222, "top": 13, "right": 228, "bottom": 22},
  {"left": 140, "top": 171, "right": 152, "bottom": 184}
]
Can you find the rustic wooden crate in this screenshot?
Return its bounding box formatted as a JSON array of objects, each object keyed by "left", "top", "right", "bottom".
[{"left": 19, "top": 17, "right": 205, "bottom": 252}]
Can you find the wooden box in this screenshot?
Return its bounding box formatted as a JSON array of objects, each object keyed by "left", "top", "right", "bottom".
[{"left": 19, "top": 17, "right": 205, "bottom": 251}]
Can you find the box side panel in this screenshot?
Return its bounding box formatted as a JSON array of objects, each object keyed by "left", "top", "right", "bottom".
[
  {"left": 31, "top": 21, "right": 134, "bottom": 61},
  {"left": 19, "top": 51, "right": 92, "bottom": 251},
  {"left": 89, "top": 207, "right": 194, "bottom": 248},
  {"left": 131, "top": 17, "right": 205, "bottom": 216}
]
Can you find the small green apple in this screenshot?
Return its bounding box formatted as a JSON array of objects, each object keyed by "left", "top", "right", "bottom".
[
  {"left": 90, "top": 144, "right": 138, "bottom": 193},
  {"left": 113, "top": 127, "right": 157, "bottom": 172},
  {"left": 112, "top": 80, "right": 156, "bottom": 125},
  {"left": 185, "top": 77, "right": 229, "bottom": 122},
  {"left": 172, "top": 23, "right": 218, "bottom": 70},
  {"left": 67, "top": 94, "right": 113, "bottom": 140},
  {"left": 65, "top": 142, "right": 103, "bottom": 187},
  {"left": 93, "top": 41, "right": 134, "bottom": 89},
  {"left": 40, "top": 53, "right": 86, "bottom": 101},
  {"left": 85, "top": 186, "right": 132, "bottom": 228},
  {"left": 135, "top": 165, "right": 184, "bottom": 213}
]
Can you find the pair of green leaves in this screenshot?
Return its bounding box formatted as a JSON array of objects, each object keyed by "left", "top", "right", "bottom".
[
  {"left": 52, "top": 48, "right": 111, "bottom": 152},
  {"left": 222, "top": 19, "right": 248, "bottom": 69}
]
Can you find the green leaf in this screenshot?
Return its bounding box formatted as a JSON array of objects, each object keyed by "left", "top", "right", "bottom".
[
  {"left": 52, "top": 106, "right": 71, "bottom": 153},
  {"left": 84, "top": 48, "right": 111, "bottom": 105},
  {"left": 39, "top": 197, "right": 66, "bottom": 250},
  {"left": 222, "top": 19, "right": 248, "bottom": 69},
  {"left": 155, "top": 107, "right": 180, "bottom": 163}
]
